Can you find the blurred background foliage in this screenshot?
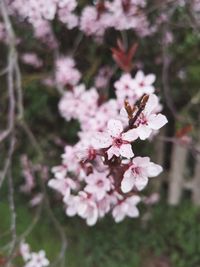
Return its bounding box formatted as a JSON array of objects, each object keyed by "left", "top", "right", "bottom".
[{"left": 1, "top": 199, "right": 200, "bottom": 267}]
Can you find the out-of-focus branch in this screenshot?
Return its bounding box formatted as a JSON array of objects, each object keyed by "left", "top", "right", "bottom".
[
  {"left": 5, "top": 168, "right": 17, "bottom": 267},
  {"left": 0, "top": 2, "right": 17, "bottom": 266},
  {"left": 0, "top": 66, "right": 8, "bottom": 76},
  {"left": 0, "top": 0, "right": 16, "bottom": 188},
  {"left": 185, "top": 0, "right": 200, "bottom": 34},
  {"left": 158, "top": 135, "right": 200, "bottom": 158}
]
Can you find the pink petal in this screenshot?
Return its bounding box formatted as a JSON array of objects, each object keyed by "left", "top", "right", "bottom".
[
  {"left": 92, "top": 132, "right": 112, "bottom": 149},
  {"left": 148, "top": 114, "right": 168, "bottom": 130},
  {"left": 128, "top": 195, "right": 141, "bottom": 205},
  {"left": 107, "top": 119, "right": 123, "bottom": 137},
  {"left": 121, "top": 175, "right": 135, "bottom": 193},
  {"left": 127, "top": 206, "right": 139, "bottom": 218},
  {"left": 145, "top": 74, "right": 156, "bottom": 85},
  {"left": 132, "top": 156, "right": 150, "bottom": 167},
  {"left": 120, "top": 144, "right": 134, "bottom": 158},
  {"left": 87, "top": 207, "right": 98, "bottom": 226},
  {"left": 135, "top": 70, "right": 144, "bottom": 83},
  {"left": 135, "top": 176, "right": 148, "bottom": 191},
  {"left": 66, "top": 206, "right": 77, "bottom": 217},
  {"left": 145, "top": 94, "right": 159, "bottom": 115},
  {"left": 122, "top": 129, "right": 138, "bottom": 142},
  {"left": 107, "top": 146, "right": 120, "bottom": 159},
  {"left": 112, "top": 207, "right": 125, "bottom": 223},
  {"left": 137, "top": 125, "right": 152, "bottom": 140},
  {"left": 147, "top": 162, "right": 163, "bottom": 177},
  {"left": 143, "top": 85, "right": 154, "bottom": 94},
  {"left": 77, "top": 202, "right": 87, "bottom": 216}
]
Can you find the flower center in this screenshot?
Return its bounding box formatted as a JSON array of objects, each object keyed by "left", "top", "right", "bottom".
[
  {"left": 135, "top": 113, "right": 148, "bottom": 126},
  {"left": 113, "top": 137, "right": 123, "bottom": 147},
  {"left": 139, "top": 81, "right": 145, "bottom": 87},
  {"left": 97, "top": 180, "right": 104, "bottom": 187},
  {"left": 88, "top": 148, "right": 96, "bottom": 160},
  {"left": 125, "top": 84, "right": 130, "bottom": 90},
  {"left": 131, "top": 166, "right": 140, "bottom": 175}
]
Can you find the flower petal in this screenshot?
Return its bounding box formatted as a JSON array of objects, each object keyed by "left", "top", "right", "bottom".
[
  {"left": 128, "top": 195, "right": 141, "bottom": 205},
  {"left": 145, "top": 94, "right": 159, "bottom": 115},
  {"left": 147, "top": 162, "right": 163, "bottom": 177},
  {"left": 145, "top": 74, "right": 156, "bottom": 85},
  {"left": 66, "top": 205, "right": 77, "bottom": 217},
  {"left": 122, "top": 129, "right": 138, "bottom": 142},
  {"left": 148, "top": 114, "right": 168, "bottom": 130},
  {"left": 127, "top": 206, "right": 139, "bottom": 218},
  {"left": 107, "top": 146, "right": 120, "bottom": 159},
  {"left": 92, "top": 132, "right": 112, "bottom": 149},
  {"left": 137, "top": 125, "right": 152, "bottom": 140},
  {"left": 135, "top": 176, "right": 148, "bottom": 191},
  {"left": 121, "top": 175, "right": 135, "bottom": 193},
  {"left": 107, "top": 119, "right": 123, "bottom": 137},
  {"left": 120, "top": 144, "right": 134, "bottom": 158},
  {"left": 135, "top": 70, "right": 144, "bottom": 83}
]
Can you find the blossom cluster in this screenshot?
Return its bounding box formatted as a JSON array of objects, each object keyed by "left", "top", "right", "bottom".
[
  {"left": 55, "top": 56, "right": 81, "bottom": 88},
  {"left": 48, "top": 63, "right": 167, "bottom": 225},
  {"left": 80, "top": 0, "right": 151, "bottom": 39},
  {"left": 4, "top": 0, "right": 153, "bottom": 45},
  {"left": 8, "top": 0, "right": 78, "bottom": 29},
  {"left": 1, "top": 0, "right": 170, "bottom": 227},
  {"left": 20, "top": 242, "right": 49, "bottom": 267},
  {"left": 21, "top": 53, "right": 43, "bottom": 68},
  {"left": 5, "top": 0, "right": 78, "bottom": 48},
  {"left": 20, "top": 155, "right": 48, "bottom": 207}
]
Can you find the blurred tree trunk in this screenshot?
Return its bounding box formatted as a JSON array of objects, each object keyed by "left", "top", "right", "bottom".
[
  {"left": 192, "top": 127, "right": 200, "bottom": 205},
  {"left": 168, "top": 142, "right": 188, "bottom": 205},
  {"left": 151, "top": 129, "right": 166, "bottom": 192}
]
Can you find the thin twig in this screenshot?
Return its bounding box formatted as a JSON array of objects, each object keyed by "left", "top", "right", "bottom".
[{"left": 5, "top": 167, "right": 17, "bottom": 267}]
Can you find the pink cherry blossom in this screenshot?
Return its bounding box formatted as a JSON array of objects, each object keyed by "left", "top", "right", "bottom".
[
  {"left": 112, "top": 195, "right": 140, "bottom": 222},
  {"left": 20, "top": 155, "right": 35, "bottom": 194},
  {"left": 20, "top": 242, "right": 31, "bottom": 261},
  {"left": 33, "top": 21, "right": 58, "bottom": 49},
  {"left": 25, "top": 251, "right": 49, "bottom": 267},
  {"left": 97, "top": 195, "right": 114, "bottom": 218},
  {"left": 20, "top": 242, "right": 49, "bottom": 267},
  {"left": 59, "top": 84, "right": 98, "bottom": 124},
  {"left": 114, "top": 73, "right": 139, "bottom": 107},
  {"left": 133, "top": 70, "right": 156, "bottom": 97},
  {"left": 9, "top": 0, "right": 78, "bottom": 32},
  {"left": 92, "top": 119, "right": 138, "bottom": 159},
  {"left": 80, "top": 6, "right": 110, "bottom": 38},
  {"left": 75, "top": 191, "right": 98, "bottom": 226},
  {"left": 21, "top": 53, "right": 43, "bottom": 68},
  {"left": 29, "top": 193, "right": 44, "bottom": 207},
  {"left": 143, "top": 193, "right": 160, "bottom": 205},
  {"left": 134, "top": 94, "right": 168, "bottom": 140},
  {"left": 85, "top": 170, "right": 112, "bottom": 200},
  {"left": 121, "top": 157, "right": 163, "bottom": 193},
  {"left": 48, "top": 176, "right": 76, "bottom": 200},
  {"left": 55, "top": 56, "right": 81, "bottom": 87},
  {"left": 57, "top": 0, "right": 78, "bottom": 29},
  {"left": 105, "top": 0, "right": 149, "bottom": 36},
  {"left": 80, "top": 100, "right": 118, "bottom": 132},
  {"left": 48, "top": 165, "right": 77, "bottom": 199}
]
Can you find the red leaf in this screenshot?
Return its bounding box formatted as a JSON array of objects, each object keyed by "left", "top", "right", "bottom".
[
  {"left": 111, "top": 39, "right": 138, "bottom": 72},
  {"left": 176, "top": 124, "right": 193, "bottom": 138}
]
